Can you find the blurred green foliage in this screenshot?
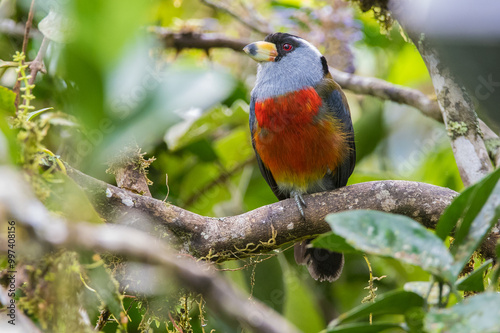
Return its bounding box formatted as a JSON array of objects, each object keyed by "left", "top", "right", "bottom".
[{"left": 0, "top": 0, "right": 497, "bottom": 332}]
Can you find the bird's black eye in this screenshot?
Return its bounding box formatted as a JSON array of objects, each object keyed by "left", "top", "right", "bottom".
[{"left": 282, "top": 43, "right": 293, "bottom": 52}]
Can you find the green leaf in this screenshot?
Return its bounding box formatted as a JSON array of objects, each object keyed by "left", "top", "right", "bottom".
[
  {"left": 436, "top": 167, "right": 500, "bottom": 241},
  {"left": 455, "top": 259, "right": 492, "bottom": 292},
  {"left": 425, "top": 292, "right": 500, "bottom": 333},
  {"left": 323, "top": 210, "right": 454, "bottom": 280},
  {"left": 328, "top": 290, "right": 424, "bottom": 327},
  {"left": 326, "top": 322, "right": 404, "bottom": 333},
  {"left": 452, "top": 168, "right": 500, "bottom": 246},
  {"left": 27, "top": 107, "right": 53, "bottom": 121},
  {"left": 0, "top": 85, "right": 16, "bottom": 114},
  {"left": 451, "top": 177, "right": 500, "bottom": 277}
]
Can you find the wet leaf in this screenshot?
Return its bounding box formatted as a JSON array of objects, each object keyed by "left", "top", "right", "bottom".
[
  {"left": 425, "top": 292, "right": 500, "bottom": 333},
  {"left": 322, "top": 210, "right": 454, "bottom": 280}
]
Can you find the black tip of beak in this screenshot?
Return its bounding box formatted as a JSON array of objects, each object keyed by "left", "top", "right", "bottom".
[{"left": 243, "top": 43, "right": 258, "bottom": 56}]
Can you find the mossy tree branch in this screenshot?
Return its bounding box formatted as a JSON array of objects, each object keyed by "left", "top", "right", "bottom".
[{"left": 65, "top": 165, "right": 459, "bottom": 261}]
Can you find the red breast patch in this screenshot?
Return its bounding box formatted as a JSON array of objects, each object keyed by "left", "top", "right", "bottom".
[{"left": 255, "top": 87, "right": 323, "bottom": 131}]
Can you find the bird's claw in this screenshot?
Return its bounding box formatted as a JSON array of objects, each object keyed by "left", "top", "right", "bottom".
[{"left": 291, "top": 190, "right": 307, "bottom": 219}]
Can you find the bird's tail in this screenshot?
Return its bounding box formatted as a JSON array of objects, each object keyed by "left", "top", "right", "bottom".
[{"left": 294, "top": 240, "right": 344, "bottom": 282}]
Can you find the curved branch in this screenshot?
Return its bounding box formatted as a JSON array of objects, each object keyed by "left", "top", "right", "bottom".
[{"left": 66, "top": 166, "right": 457, "bottom": 259}]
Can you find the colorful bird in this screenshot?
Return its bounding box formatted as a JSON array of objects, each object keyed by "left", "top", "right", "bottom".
[{"left": 244, "top": 33, "right": 356, "bottom": 282}]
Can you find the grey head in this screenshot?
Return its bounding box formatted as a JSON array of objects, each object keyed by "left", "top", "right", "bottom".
[{"left": 250, "top": 33, "right": 329, "bottom": 100}]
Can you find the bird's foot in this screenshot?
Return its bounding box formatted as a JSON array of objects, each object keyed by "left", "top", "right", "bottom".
[{"left": 290, "top": 190, "right": 307, "bottom": 219}]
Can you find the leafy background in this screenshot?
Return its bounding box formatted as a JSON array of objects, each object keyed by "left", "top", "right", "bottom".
[{"left": 0, "top": 0, "right": 498, "bottom": 332}]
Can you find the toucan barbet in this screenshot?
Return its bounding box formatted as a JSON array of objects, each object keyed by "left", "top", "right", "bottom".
[{"left": 244, "top": 33, "right": 356, "bottom": 282}]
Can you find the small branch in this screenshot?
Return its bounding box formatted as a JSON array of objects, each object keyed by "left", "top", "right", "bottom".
[
  {"left": 21, "top": 0, "right": 36, "bottom": 57},
  {"left": 200, "top": 0, "right": 271, "bottom": 35},
  {"left": 328, "top": 67, "right": 442, "bottom": 122},
  {"left": 106, "top": 145, "right": 154, "bottom": 197},
  {"left": 28, "top": 36, "right": 50, "bottom": 85},
  {"left": 1, "top": 167, "right": 302, "bottom": 333},
  {"left": 153, "top": 28, "right": 247, "bottom": 52},
  {"left": 94, "top": 308, "right": 111, "bottom": 331}
]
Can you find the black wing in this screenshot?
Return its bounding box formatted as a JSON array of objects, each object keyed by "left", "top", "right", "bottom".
[
  {"left": 249, "top": 96, "right": 288, "bottom": 200},
  {"left": 322, "top": 86, "right": 356, "bottom": 189}
]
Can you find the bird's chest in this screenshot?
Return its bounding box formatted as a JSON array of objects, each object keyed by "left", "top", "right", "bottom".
[
  {"left": 253, "top": 87, "right": 347, "bottom": 190},
  {"left": 254, "top": 87, "right": 322, "bottom": 131}
]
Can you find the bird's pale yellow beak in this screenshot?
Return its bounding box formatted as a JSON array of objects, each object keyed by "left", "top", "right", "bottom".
[{"left": 243, "top": 41, "right": 278, "bottom": 62}]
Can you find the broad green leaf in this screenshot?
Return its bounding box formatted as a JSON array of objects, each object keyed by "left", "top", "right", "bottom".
[
  {"left": 435, "top": 184, "right": 476, "bottom": 241},
  {"left": 451, "top": 180, "right": 500, "bottom": 277},
  {"left": 326, "top": 322, "right": 404, "bottom": 333},
  {"left": 328, "top": 290, "right": 423, "bottom": 327},
  {"left": 312, "top": 232, "right": 363, "bottom": 254},
  {"left": 0, "top": 85, "right": 16, "bottom": 114},
  {"left": 455, "top": 259, "right": 492, "bottom": 292},
  {"left": 323, "top": 210, "right": 454, "bottom": 280},
  {"left": 425, "top": 292, "right": 500, "bottom": 333},
  {"left": 452, "top": 168, "right": 500, "bottom": 247},
  {"left": 436, "top": 167, "right": 500, "bottom": 241},
  {"left": 404, "top": 282, "right": 450, "bottom": 305}
]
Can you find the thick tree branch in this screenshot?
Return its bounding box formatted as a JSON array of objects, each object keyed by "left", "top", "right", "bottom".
[
  {"left": 65, "top": 165, "right": 458, "bottom": 260},
  {"left": 0, "top": 167, "right": 302, "bottom": 333}
]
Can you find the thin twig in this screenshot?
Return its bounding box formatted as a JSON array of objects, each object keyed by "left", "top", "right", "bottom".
[
  {"left": 28, "top": 36, "right": 50, "bottom": 85},
  {"left": 95, "top": 308, "right": 111, "bottom": 331},
  {"left": 200, "top": 0, "right": 271, "bottom": 35}
]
